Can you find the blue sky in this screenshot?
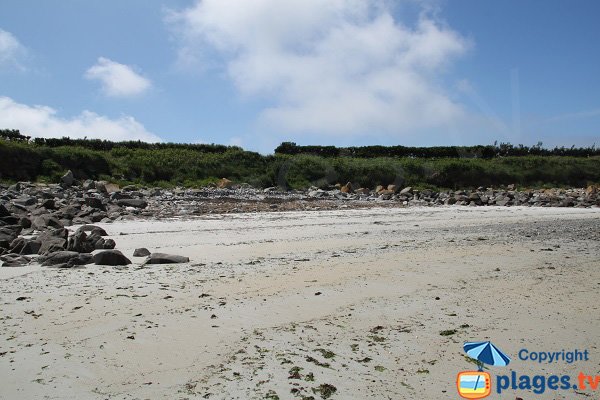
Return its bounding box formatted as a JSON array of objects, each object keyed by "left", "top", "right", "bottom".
[{"left": 0, "top": 0, "right": 598, "bottom": 153}]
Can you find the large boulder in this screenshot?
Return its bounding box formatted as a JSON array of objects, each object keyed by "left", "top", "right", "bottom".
[
  {"left": 1, "top": 253, "right": 31, "bottom": 267},
  {"left": 93, "top": 250, "right": 131, "bottom": 266},
  {"left": 41, "top": 251, "right": 93, "bottom": 267},
  {"left": 116, "top": 199, "right": 148, "bottom": 209},
  {"left": 0, "top": 203, "right": 10, "bottom": 217},
  {"left": 37, "top": 228, "right": 69, "bottom": 254},
  {"left": 13, "top": 196, "right": 37, "bottom": 207},
  {"left": 76, "top": 225, "right": 108, "bottom": 236},
  {"left": 0, "top": 227, "right": 19, "bottom": 249},
  {"left": 85, "top": 197, "right": 105, "bottom": 210},
  {"left": 145, "top": 253, "right": 190, "bottom": 264},
  {"left": 9, "top": 237, "right": 42, "bottom": 255},
  {"left": 61, "top": 170, "right": 74, "bottom": 187},
  {"left": 32, "top": 214, "right": 64, "bottom": 230},
  {"left": 67, "top": 230, "right": 95, "bottom": 253}
]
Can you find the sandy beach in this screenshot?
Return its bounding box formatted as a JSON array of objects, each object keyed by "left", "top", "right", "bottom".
[{"left": 1, "top": 206, "right": 599, "bottom": 399}]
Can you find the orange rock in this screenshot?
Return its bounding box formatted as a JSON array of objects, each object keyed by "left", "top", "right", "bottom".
[{"left": 217, "top": 178, "right": 233, "bottom": 189}]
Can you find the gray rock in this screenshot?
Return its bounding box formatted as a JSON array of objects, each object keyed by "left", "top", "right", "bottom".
[
  {"left": 67, "top": 230, "right": 95, "bottom": 253},
  {"left": 76, "top": 225, "right": 108, "bottom": 236},
  {"left": 40, "top": 251, "right": 92, "bottom": 267},
  {"left": 9, "top": 237, "right": 42, "bottom": 255},
  {"left": 93, "top": 250, "right": 131, "bottom": 266},
  {"left": 0, "top": 227, "right": 19, "bottom": 249},
  {"left": 13, "top": 196, "right": 37, "bottom": 207},
  {"left": 116, "top": 199, "right": 148, "bottom": 209},
  {"left": 61, "top": 170, "right": 74, "bottom": 186},
  {"left": 32, "top": 214, "right": 64, "bottom": 230},
  {"left": 1, "top": 253, "right": 31, "bottom": 267},
  {"left": 40, "top": 199, "right": 56, "bottom": 209},
  {"left": 145, "top": 253, "right": 190, "bottom": 264},
  {"left": 37, "top": 228, "right": 68, "bottom": 254},
  {"left": 0, "top": 203, "right": 10, "bottom": 217},
  {"left": 399, "top": 187, "right": 413, "bottom": 195},
  {"left": 85, "top": 197, "right": 105, "bottom": 210},
  {"left": 133, "top": 247, "right": 151, "bottom": 257}
]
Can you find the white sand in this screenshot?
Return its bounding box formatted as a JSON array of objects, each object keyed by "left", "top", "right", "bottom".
[{"left": 1, "top": 206, "right": 599, "bottom": 399}]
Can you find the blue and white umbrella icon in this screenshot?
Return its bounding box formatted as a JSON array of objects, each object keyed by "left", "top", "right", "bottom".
[{"left": 464, "top": 341, "right": 511, "bottom": 370}]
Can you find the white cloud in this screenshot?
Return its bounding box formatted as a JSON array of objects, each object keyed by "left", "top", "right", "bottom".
[
  {"left": 167, "top": 0, "right": 470, "bottom": 137},
  {"left": 0, "top": 29, "right": 27, "bottom": 70},
  {"left": 0, "top": 96, "right": 161, "bottom": 142},
  {"left": 85, "top": 57, "right": 151, "bottom": 97}
]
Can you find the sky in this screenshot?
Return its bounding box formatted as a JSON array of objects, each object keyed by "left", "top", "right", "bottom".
[{"left": 0, "top": 0, "right": 599, "bottom": 153}]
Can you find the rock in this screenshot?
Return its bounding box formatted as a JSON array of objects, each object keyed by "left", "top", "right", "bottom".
[
  {"left": 100, "top": 239, "right": 116, "bottom": 249},
  {"left": 85, "top": 197, "right": 105, "bottom": 210},
  {"left": 67, "top": 230, "right": 95, "bottom": 253},
  {"left": 13, "top": 196, "right": 37, "bottom": 207},
  {"left": 399, "top": 187, "right": 413, "bottom": 195},
  {"left": 1, "top": 253, "right": 31, "bottom": 267},
  {"left": 0, "top": 203, "right": 10, "bottom": 217},
  {"left": 32, "top": 214, "right": 64, "bottom": 230},
  {"left": 116, "top": 199, "right": 148, "bottom": 209},
  {"left": 93, "top": 250, "right": 131, "bottom": 266},
  {"left": 354, "top": 188, "right": 370, "bottom": 195},
  {"left": 375, "top": 185, "right": 384, "bottom": 193},
  {"left": 37, "top": 228, "right": 68, "bottom": 254},
  {"left": 133, "top": 248, "right": 151, "bottom": 257},
  {"left": 82, "top": 180, "right": 96, "bottom": 190},
  {"left": 76, "top": 225, "right": 108, "bottom": 236},
  {"left": 144, "top": 253, "right": 189, "bottom": 264},
  {"left": 41, "top": 251, "right": 92, "bottom": 267},
  {"left": 340, "top": 182, "right": 353, "bottom": 193},
  {"left": 61, "top": 170, "right": 74, "bottom": 187},
  {"left": 387, "top": 184, "right": 398, "bottom": 192},
  {"left": 0, "top": 227, "right": 19, "bottom": 249},
  {"left": 40, "top": 199, "right": 56, "bottom": 209},
  {"left": 9, "top": 237, "right": 42, "bottom": 255},
  {"left": 104, "top": 183, "right": 120, "bottom": 193},
  {"left": 217, "top": 178, "right": 234, "bottom": 189},
  {"left": 586, "top": 185, "right": 598, "bottom": 196}
]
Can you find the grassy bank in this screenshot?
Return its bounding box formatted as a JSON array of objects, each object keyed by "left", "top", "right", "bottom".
[{"left": 1, "top": 139, "right": 599, "bottom": 190}]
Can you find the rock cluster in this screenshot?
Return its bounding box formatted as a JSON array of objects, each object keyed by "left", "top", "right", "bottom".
[
  {"left": 1, "top": 174, "right": 598, "bottom": 267},
  {"left": 0, "top": 173, "right": 190, "bottom": 268},
  {"left": 306, "top": 184, "right": 600, "bottom": 208}
]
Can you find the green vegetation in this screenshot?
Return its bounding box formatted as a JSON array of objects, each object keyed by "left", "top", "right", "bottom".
[{"left": 1, "top": 131, "right": 599, "bottom": 190}]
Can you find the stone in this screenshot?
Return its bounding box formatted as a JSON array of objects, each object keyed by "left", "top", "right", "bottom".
[
  {"left": 13, "top": 196, "right": 37, "bottom": 207},
  {"left": 37, "top": 228, "right": 68, "bottom": 254},
  {"left": 67, "top": 230, "right": 95, "bottom": 253},
  {"left": 217, "top": 178, "right": 234, "bottom": 189},
  {"left": 399, "top": 186, "right": 413, "bottom": 195},
  {"left": 586, "top": 185, "right": 598, "bottom": 196},
  {"left": 375, "top": 185, "right": 385, "bottom": 193},
  {"left": 0, "top": 227, "right": 19, "bottom": 249},
  {"left": 354, "top": 188, "right": 370, "bottom": 195},
  {"left": 40, "top": 199, "right": 56, "bottom": 209},
  {"left": 82, "top": 180, "right": 96, "bottom": 190},
  {"left": 93, "top": 250, "right": 131, "bottom": 266},
  {"left": 41, "top": 251, "right": 92, "bottom": 267},
  {"left": 76, "top": 224, "right": 108, "bottom": 236},
  {"left": 340, "top": 182, "right": 353, "bottom": 193},
  {"left": 32, "top": 214, "right": 64, "bottom": 230},
  {"left": 85, "top": 197, "right": 105, "bottom": 210},
  {"left": 61, "top": 170, "right": 74, "bottom": 186},
  {"left": 145, "top": 253, "right": 190, "bottom": 264},
  {"left": 1, "top": 253, "right": 31, "bottom": 267},
  {"left": 116, "top": 199, "right": 148, "bottom": 209},
  {"left": 133, "top": 248, "right": 151, "bottom": 257},
  {"left": 9, "top": 237, "right": 41, "bottom": 255},
  {"left": 387, "top": 184, "right": 398, "bottom": 192},
  {"left": 0, "top": 203, "right": 10, "bottom": 217}
]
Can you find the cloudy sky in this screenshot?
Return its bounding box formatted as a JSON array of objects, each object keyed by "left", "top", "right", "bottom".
[{"left": 0, "top": 0, "right": 598, "bottom": 152}]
